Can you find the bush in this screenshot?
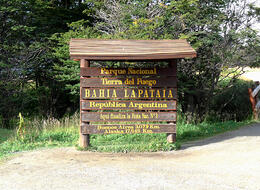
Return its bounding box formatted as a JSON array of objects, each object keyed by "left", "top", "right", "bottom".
[{"left": 208, "top": 79, "right": 254, "bottom": 122}]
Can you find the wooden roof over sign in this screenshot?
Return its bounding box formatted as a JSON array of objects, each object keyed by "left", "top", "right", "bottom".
[{"left": 69, "top": 39, "right": 196, "bottom": 61}]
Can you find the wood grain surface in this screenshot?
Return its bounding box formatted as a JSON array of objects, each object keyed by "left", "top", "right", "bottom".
[
  {"left": 81, "top": 88, "right": 177, "bottom": 99},
  {"left": 81, "top": 124, "right": 176, "bottom": 134},
  {"left": 80, "top": 77, "right": 177, "bottom": 87},
  {"left": 80, "top": 67, "right": 176, "bottom": 76},
  {"left": 81, "top": 111, "right": 176, "bottom": 122},
  {"left": 81, "top": 100, "right": 176, "bottom": 110},
  {"left": 70, "top": 39, "right": 196, "bottom": 60}
]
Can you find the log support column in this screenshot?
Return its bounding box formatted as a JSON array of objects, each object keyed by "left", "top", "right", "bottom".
[
  {"left": 79, "top": 59, "right": 90, "bottom": 148},
  {"left": 167, "top": 59, "right": 177, "bottom": 143}
]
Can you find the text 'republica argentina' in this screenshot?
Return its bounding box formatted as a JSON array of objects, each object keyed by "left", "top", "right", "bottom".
[{"left": 81, "top": 100, "right": 176, "bottom": 110}]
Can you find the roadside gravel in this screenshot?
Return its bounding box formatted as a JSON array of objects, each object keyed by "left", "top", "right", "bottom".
[{"left": 1, "top": 123, "right": 260, "bottom": 190}]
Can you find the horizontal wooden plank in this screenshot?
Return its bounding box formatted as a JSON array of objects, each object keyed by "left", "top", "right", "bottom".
[
  {"left": 81, "top": 100, "right": 176, "bottom": 110},
  {"left": 81, "top": 112, "right": 176, "bottom": 122},
  {"left": 71, "top": 53, "right": 196, "bottom": 61},
  {"left": 80, "top": 67, "right": 176, "bottom": 76},
  {"left": 81, "top": 88, "right": 177, "bottom": 100},
  {"left": 70, "top": 39, "right": 197, "bottom": 60},
  {"left": 80, "top": 77, "right": 177, "bottom": 87},
  {"left": 81, "top": 124, "right": 176, "bottom": 134}
]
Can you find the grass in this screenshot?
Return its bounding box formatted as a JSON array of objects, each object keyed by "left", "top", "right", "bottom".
[
  {"left": 0, "top": 113, "right": 255, "bottom": 160},
  {"left": 86, "top": 119, "right": 253, "bottom": 152},
  {"left": 0, "top": 114, "right": 79, "bottom": 160},
  {"left": 0, "top": 128, "right": 14, "bottom": 144},
  {"left": 177, "top": 120, "right": 253, "bottom": 142}
]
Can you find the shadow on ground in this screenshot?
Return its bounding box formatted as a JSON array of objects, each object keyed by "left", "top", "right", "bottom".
[{"left": 181, "top": 122, "right": 260, "bottom": 150}]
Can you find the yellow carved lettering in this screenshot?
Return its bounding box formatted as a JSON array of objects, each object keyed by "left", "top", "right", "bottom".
[
  {"left": 90, "top": 101, "right": 95, "bottom": 107},
  {"left": 168, "top": 90, "right": 173, "bottom": 98},
  {"left": 129, "top": 102, "right": 134, "bottom": 108},
  {"left": 156, "top": 90, "right": 161, "bottom": 98},
  {"left": 85, "top": 89, "right": 90, "bottom": 98},
  {"left": 150, "top": 89, "right": 155, "bottom": 98},
  {"left": 131, "top": 90, "right": 136, "bottom": 98},
  {"left": 92, "top": 90, "right": 97, "bottom": 98},
  {"left": 99, "top": 89, "right": 105, "bottom": 98},
  {"left": 163, "top": 89, "right": 166, "bottom": 98},
  {"left": 153, "top": 68, "right": 157, "bottom": 74},
  {"left": 102, "top": 78, "right": 122, "bottom": 85},
  {"left": 100, "top": 68, "right": 105, "bottom": 74},
  {"left": 112, "top": 89, "right": 117, "bottom": 98},
  {"left": 138, "top": 89, "right": 143, "bottom": 98},
  {"left": 144, "top": 90, "right": 149, "bottom": 98},
  {"left": 124, "top": 89, "right": 129, "bottom": 98},
  {"left": 136, "top": 78, "right": 156, "bottom": 87}
]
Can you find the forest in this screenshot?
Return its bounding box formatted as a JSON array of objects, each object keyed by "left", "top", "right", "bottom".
[{"left": 1, "top": 0, "right": 260, "bottom": 128}]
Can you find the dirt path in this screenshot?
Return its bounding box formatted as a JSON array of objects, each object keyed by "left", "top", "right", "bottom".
[{"left": 1, "top": 123, "right": 260, "bottom": 190}]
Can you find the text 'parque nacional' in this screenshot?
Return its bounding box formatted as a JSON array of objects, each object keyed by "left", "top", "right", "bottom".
[
  {"left": 101, "top": 68, "right": 157, "bottom": 75},
  {"left": 80, "top": 67, "right": 177, "bottom": 77}
]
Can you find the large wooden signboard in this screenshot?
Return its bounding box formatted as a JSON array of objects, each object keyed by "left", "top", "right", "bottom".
[
  {"left": 80, "top": 63, "right": 177, "bottom": 139},
  {"left": 70, "top": 39, "right": 197, "bottom": 148}
]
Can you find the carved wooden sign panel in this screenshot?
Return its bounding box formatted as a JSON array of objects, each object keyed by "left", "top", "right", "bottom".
[
  {"left": 81, "top": 100, "right": 176, "bottom": 110},
  {"left": 80, "top": 66, "right": 177, "bottom": 135},
  {"left": 81, "top": 88, "right": 177, "bottom": 99}
]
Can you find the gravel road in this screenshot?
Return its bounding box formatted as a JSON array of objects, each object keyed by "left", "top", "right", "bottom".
[{"left": 1, "top": 123, "right": 260, "bottom": 190}]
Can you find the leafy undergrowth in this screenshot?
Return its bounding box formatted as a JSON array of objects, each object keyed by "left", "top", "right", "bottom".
[
  {"left": 0, "top": 129, "right": 14, "bottom": 144},
  {"left": 0, "top": 119, "right": 255, "bottom": 160}
]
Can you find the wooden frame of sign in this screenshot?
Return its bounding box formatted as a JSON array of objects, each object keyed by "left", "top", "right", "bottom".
[{"left": 70, "top": 39, "right": 196, "bottom": 148}]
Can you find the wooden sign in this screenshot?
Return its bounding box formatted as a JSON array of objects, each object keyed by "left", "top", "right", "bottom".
[
  {"left": 81, "top": 88, "right": 177, "bottom": 99},
  {"left": 81, "top": 67, "right": 176, "bottom": 76},
  {"left": 70, "top": 39, "right": 197, "bottom": 148},
  {"left": 79, "top": 63, "right": 178, "bottom": 145},
  {"left": 81, "top": 100, "right": 176, "bottom": 110},
  {"left": 80, "top": 77, "right": 177, "bottom": 87},
  {"left": 81, "top": 111, "right": 176, "bottom": 122},
  {"left": 81, "top": 124, "right": 176, "bottom": 134}
]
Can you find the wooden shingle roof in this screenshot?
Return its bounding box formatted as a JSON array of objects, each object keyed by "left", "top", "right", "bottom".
[{"left": 70, "top": 39, "right": 196, "bottom": 61}]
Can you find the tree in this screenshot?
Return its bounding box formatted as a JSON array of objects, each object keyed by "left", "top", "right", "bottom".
[
  {"left": 2, "top": 0, "right": 258, "bottom": 127},
  {"left": 168, "top": 0, "right": 260, "bottom": 121},
  {"left": 0, "top": 0, "right": 39, "bottom": 127},
  {"left": 54, "top": 0, "right": 260, "bottom": 122},
  {"left": 0, "top": 0, "right": 93, "bottom": 127}
]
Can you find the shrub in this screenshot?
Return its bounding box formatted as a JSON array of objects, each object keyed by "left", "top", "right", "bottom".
[{"left": 208, "top": 79, "right": 254, "bottom": 122}]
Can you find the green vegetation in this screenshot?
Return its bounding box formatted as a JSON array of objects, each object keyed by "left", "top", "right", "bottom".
[
  {"left": 177, "top": 120, "right": 253, "bottom": 142},
  {"left": 1, "top": 0, "right": 260, "bottom": 127},
  {"left": 0, "top": 0, "right": 259, "bottom": 160},
  {"left": 0, "top": 129, "right": 14, "bottom": 144},
  {"left": 0, "top": 114, "right": 80, "bottom": 160},
  {"left": 0, "top": 114, "right": 254, "bottom": 160}
]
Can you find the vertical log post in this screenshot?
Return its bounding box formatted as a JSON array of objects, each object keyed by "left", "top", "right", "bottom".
[
  {"left": 167, "top": 59, "right": 177, "bottom": 143},
  {"left": 80, "top": 59, "right": 90, "bottom": 148}
]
